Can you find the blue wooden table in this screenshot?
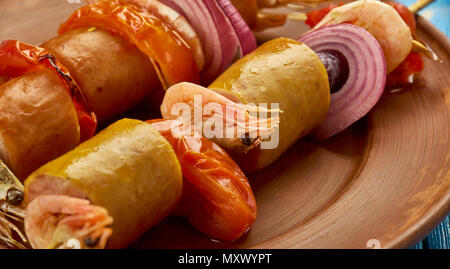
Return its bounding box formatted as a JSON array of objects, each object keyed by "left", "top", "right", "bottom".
[{"left": 398, "top": 0, "right": 450, "bottom": 249}]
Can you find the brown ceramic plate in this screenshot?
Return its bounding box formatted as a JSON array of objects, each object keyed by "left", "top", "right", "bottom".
[{"left": 0, "top": 0, "right": 449, "bottom": 249}]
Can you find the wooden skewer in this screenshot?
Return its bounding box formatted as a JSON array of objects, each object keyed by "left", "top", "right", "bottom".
[
  {"left": 287, "top": 12, "right": 307, "bottom": 21},
  {"left": 408, "top": 0, "right": 439, "bottom": 60},
  {"left": 286, "top": 3, "right": 306, "bottom": 10},
  {"left": 412, "top": 40, "right": 439, "bottom": 61},
  {"left": 409, "top": 0, "right": 435, "bottom": 14}
]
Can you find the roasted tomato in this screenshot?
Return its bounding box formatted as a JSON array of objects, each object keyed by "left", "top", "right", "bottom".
[
  {"left": 149, "top": 119, "right": 257, "bottom": 241},
  {"left": 383, "top": 1, "right": 423, "bottom": 88},
  {"left": 58, "top": 0, "right": 199, "bottom": 88},
  {"left": 386, "top": 51, "right": 424, "bottom": 89},
  {"left": 0, "top": 40, "right": 96, "bottom": 141},
  {"left": 305, "top": 3, "right": 340, "bottom": 28}
]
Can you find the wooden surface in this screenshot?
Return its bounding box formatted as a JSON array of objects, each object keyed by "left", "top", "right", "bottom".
[
  {"left": 0, "top": 0, "right": 449, "bottom": 249},
  {"left": 422, "top": 216, "right": 450, "bottom": 248}
]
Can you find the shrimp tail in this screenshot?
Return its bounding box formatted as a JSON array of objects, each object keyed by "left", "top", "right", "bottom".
[
  {"left": 0, "top": 160, "right": 27, "bottom": 249},
  {"left": 25, "top": 195, "right": 113, "bottom": 249},
  {"left": 233, "top": 103, "right": 281, "bottom": 152},
  {"left": 161, "top": 82, "right": 282, "bottom": 155}
]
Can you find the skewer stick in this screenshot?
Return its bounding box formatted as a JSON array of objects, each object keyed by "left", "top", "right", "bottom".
[
  {"left": 409, "top": 0, "right": 435, "bottom": 14},
  {"left": 412, "top": 40, "right": 439, "bottom": 61},
  {"left": 408, "top": 0, "right": 439, "bottom": 60},
  {"left": 287, "top": 12, "right": 307, "bottom": 21}
]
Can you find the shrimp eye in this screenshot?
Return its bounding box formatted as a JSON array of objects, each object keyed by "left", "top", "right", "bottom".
[
  {"left": 84, "top": 236, "right": 100, "bottom": 247},
  {"left": 6, "top": 188, "right": 24, "bottom": 205}
]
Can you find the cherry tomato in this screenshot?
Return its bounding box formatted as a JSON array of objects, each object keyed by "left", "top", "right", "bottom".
[
  {"left": 148, "top": 119, "right": 257, "bottom": 241},
  {"left": 305, "top": 3, "right": 340, "bottom": 28},
  {"left": 58, "top": 0, "right": 199, "bottom": 87},
  {"left": 383, "top": 2, "right": 422, "bottom": 88},
  {"left": 0, "top": 40, "right": 97, "bottom": 141},
  {"left": 386, "top": 51, "right": 424, "bottom": 89}
]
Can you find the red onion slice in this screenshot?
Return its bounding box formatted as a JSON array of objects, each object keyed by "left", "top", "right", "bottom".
[
  {"left": 202, "top": 0, "right": 240, "bottom": 79},
  {"left": 124, "top": 0, "right": 205, "bottom": 71},
  {"left": 159, "top": 0, "right": 240, "bottom": 85},
  {"left": 298, "top": 23, "right": 387, "bottom": 141},
  {"left": 216, "top": 0, "right": 257, "bottom": 56}
]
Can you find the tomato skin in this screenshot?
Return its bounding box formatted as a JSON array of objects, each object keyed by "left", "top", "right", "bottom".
[
  {"left": 386, "top": 51, "right": 424, "bottom": 89},
  {"left": 305, "top": 3, "right": 339, "bottom": 28},
  {"left": 58, "top": 0, "right": 199, "bottom": 87},
  {"left": 0, "top": 40, "right": 97, "bottom": 141},
  {"left": 148, "top": 119, "right": 257, "bottom": 241},
  {"left": 382, "top": 2, "right": 422, "bottom": 88}
]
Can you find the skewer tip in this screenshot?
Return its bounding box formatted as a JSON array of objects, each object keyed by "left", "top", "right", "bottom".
[{"left": 408, "top": 0, "right": 435, "bottom": 14}]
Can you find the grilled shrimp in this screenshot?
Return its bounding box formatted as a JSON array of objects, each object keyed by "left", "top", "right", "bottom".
[
  {"left": 312, "top": 0, "right": 413, "bottom": 73},
  {"left": 25, "top": 195, "right": 113, "bottom": 249},
  {"left": 161, "top": 82, "right": 280, "bottom": 154}
]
